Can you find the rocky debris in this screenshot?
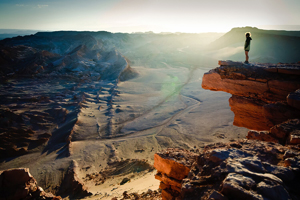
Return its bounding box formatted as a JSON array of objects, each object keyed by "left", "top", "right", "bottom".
[
  {"left": 0, "top": 168, "right": 61, "bottom": 200},
  {"left": 154, "top": 140, "right": 300, "bottom": 200},
  {"left": 202, "top": 61, "right": 300, "bottom": 132},
  {"left": 120, "top": 177, "right": 130, "bottom": 185},
  {"left": 287, "top": 89, "right": 300, "bottom": 110},
  {"left": 154, "top": 148, "right": 197, "bottom": 200},
  {"left": 58, "top": 160, "right": 92, "bottom": 198},
  {"left": 83, "top": 159, "right": 154, "bottom": 186},
  {"left": 246, "top": 119, "right": 300, "bottom": 145},
  {"left": 118, "top": 189, "right": 162, "bottom": 200},
  {"left": 247, "top": 130, "right": 279, "bottom": 143}
]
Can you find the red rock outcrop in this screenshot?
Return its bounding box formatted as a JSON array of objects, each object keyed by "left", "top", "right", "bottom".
[
  {"left": 154, "top": 140, "right": 300, "bottom": 200},
  {"left": 202, "top": 61, "right": 300, "bottom": 135},
  {"left": 154, "top": 148, "right": 197, "bottom": 200},
  {"left": 203, "top": 61, "right": 300, "bottom": 102},
  {"left": 229, "top": 95, "right": 272, "bottom": 130},
  {"left": 0, "top": 168, "right": 61, "bottom": 200}
]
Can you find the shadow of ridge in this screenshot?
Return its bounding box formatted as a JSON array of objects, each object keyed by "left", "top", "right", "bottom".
[{"left": 42, "top": 109, "right": 79, "bottom": 156}]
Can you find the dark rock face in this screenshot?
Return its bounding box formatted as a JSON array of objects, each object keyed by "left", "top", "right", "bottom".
[
  {"left": 0, "top": 107, "right": 56, "bottom": 159},
  {"left": 58, "top": 160, "right": 92, "bottom": 198},
  {"left": 154, "top": 140, "right": 300, "bottom": 200},
  {"left": 0, "top": 45, "right": 60, "bottom": 77},
  {"left": 0, "top": 168, "right": 62, "bottom": 200},
  {"left": 202, "top": 60, "right": 300, "bottom": 133}
]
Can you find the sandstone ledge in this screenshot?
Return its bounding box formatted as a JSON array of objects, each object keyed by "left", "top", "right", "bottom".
[
  {"left": 203, "top": 60, "right": 300, "bottom": 103},
  {"left": 202, "top": 61, "right": 300, "bottom": 133}
]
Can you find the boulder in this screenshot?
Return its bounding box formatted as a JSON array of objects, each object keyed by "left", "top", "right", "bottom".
[
  {"left": 221, "top": 173, "right": 263, "bottom": 200},
  {"left": 287, "top": 89, "right": 300, "bottom": 110},
  {"left": 257, "top": 180, "right": 291, "bottom": 200},
  {"left": 247, "top": 130, "right": 279, "bottom": 143}
]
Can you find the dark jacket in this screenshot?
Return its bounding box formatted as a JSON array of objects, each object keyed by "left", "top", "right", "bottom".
[{"left": 244, "top": 37, "right": 252, "bottom": 51}]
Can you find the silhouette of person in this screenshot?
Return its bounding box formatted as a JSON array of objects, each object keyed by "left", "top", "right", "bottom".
[{"left": 244, "top": 32, "right": 252, "bottom": 64}]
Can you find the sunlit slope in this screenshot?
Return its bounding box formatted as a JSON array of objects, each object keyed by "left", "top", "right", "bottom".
[{"left": 206, "top": 27, "right": 300, "bottom": 63}]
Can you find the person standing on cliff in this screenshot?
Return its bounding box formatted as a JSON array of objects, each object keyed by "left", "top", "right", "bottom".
[{"left": 244, "top": 32, "right": 252, "bottom": 64}]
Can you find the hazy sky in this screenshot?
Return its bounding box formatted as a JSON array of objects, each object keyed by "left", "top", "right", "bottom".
[{"left": 0, "top": 0, "right": 300, "bottom": 33}]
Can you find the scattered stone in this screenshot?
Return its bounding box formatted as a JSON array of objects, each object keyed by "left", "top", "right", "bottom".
[{"left": 120, "top": 177, "right": 130, "bottom": 185}]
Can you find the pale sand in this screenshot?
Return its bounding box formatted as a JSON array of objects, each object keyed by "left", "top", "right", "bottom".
[
  {"left": 82, "top": 171, "right": 159, "bottom": 200},
  {"left": 66, "top": 65, "right": 248, "bottom": 198}
]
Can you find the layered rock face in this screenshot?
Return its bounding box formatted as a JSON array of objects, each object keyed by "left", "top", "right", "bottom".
[
  {"left": 153, "top": 148, "right": 197, "bottom": 200},
  {"left": 0, "top": 168, "right": 61, "bottom": 200},
  {"left": 154, "top": 140, "right": 300, "bottom": 200},
  {"left": 202, "top": 61, "right": 300, "bottom": 132}
]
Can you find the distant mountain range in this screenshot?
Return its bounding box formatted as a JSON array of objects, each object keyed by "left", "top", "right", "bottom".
[
  {"left": 207, "top": 27, "right": 300, "bottom": 63},
  {"left": 0, "top": 29, "right": 42, "bottom": 40},
  {"left": 0, "top": 30, "right": 137, "bottom": 81},
  {"left": 0, "top": 27, "right": 299, "bottom": 75}
]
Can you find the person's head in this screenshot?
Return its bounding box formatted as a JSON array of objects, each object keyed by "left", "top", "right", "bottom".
[{"left": 245, "top": 32, "right": 251, "bottom": 37}]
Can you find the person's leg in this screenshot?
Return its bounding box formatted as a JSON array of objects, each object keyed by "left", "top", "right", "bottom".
[{"left": 245, "top": 51, "right": 249, "bottom": 62}]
